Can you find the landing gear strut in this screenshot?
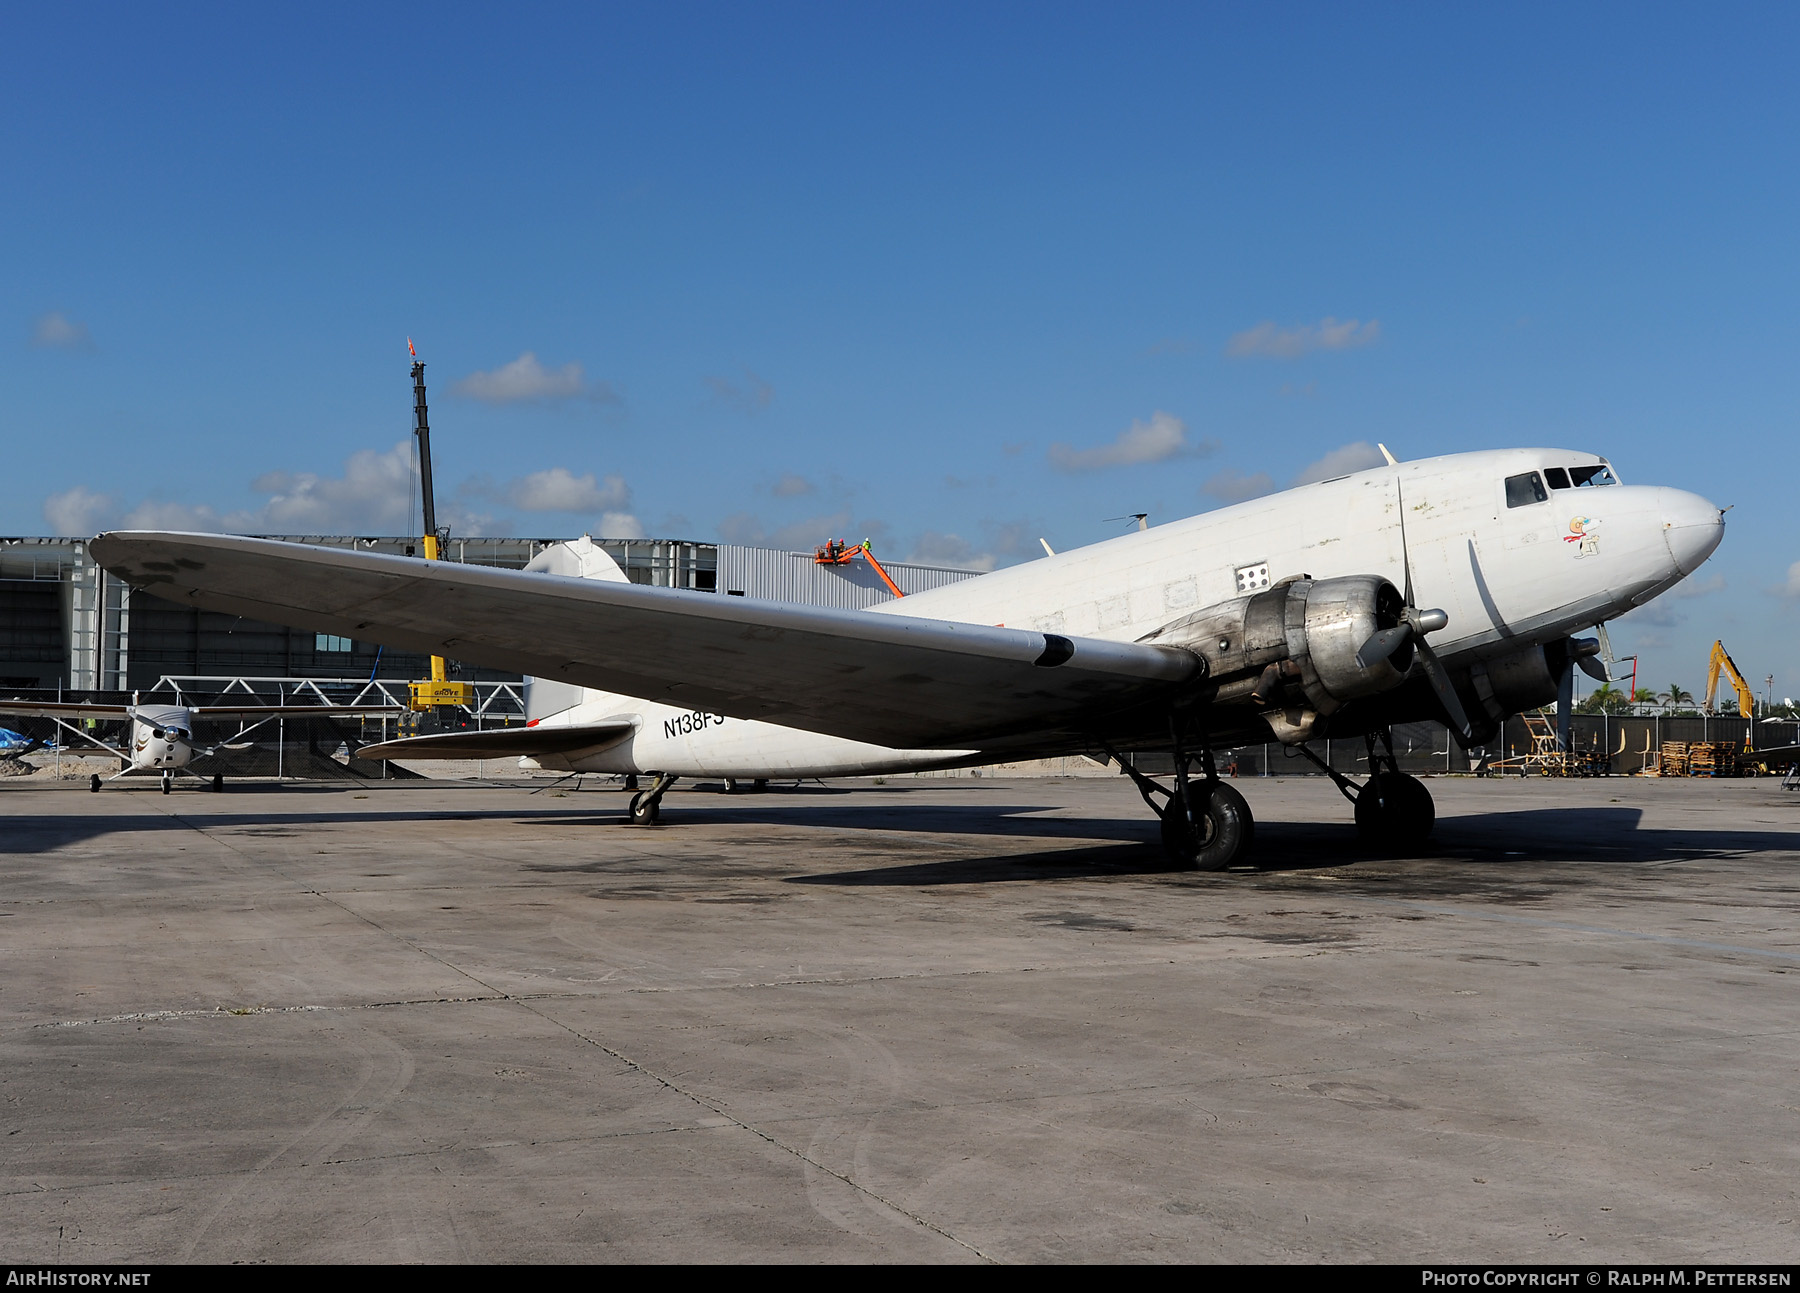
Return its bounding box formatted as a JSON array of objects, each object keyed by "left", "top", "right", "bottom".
[
  {"left": 628, "top": 772, "right": 677, "bottom": 825},
  {"left": 1110, "top": 713, "right": 1255, "bottom": 871},
  {"left": 1293, "top": 728, "right": 1435, "bottom": 851},
  {"left": 160, "top": 770, "right": 172, "bottom": 795}
]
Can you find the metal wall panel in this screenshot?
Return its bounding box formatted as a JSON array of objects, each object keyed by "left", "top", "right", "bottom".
[{"left": 715, "top": 545, "right": 979, "bottom": 609}]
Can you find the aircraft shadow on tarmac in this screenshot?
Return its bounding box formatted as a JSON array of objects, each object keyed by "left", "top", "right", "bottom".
[{"left": 2, "top": 795, "right": 1791, "bottom": 885}]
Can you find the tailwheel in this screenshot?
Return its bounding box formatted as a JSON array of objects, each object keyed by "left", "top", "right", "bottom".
[
  {"left": 1161, "top": 781, "right": 1256, "bottom": 871},
  {"left": 1354, "top": 771, "right": 1435, "bottom": 849}
]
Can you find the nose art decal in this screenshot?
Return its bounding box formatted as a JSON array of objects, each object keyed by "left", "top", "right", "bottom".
[{"left": 1563, "top": 515, "right": 1599, "bottom": 557}]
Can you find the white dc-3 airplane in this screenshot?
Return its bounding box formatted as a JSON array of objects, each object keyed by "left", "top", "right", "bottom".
[
  {"left": 0, "top": 695, "right": 404, "bottom": 794},
  {"left": 87, "top": 446, "right": 1723, "bottom": 870}
]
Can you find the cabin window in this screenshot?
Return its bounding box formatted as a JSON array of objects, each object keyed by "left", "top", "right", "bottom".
[
  {"left": 1544, "top": 467, "right": 1572, "bottom": 489},
  {"left": 1569, "top": 464, "right": 1617, "bottom": 487},
  {"left": 1504, "top": 472, "right": 1548, "bottom": 508},
  {"left": 316, "top": 634, "right": 353, "bottom": 653}
]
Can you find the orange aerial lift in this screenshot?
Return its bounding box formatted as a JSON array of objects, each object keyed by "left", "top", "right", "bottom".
[
  {"left": 815, "top": 538, "right": 903, "bottom": 598},
  {"left": 1703, "top": 639, "right": 1755, "bottom": 720}
]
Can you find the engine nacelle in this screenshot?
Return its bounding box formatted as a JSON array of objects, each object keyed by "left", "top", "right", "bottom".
[{"left": 1142, "top": 575, "right": 1411, "bottom": 736}]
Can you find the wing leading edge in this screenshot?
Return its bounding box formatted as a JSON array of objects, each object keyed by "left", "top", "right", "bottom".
[{"left": 90, "top": 532, "right": 1200, "bottom": 750}]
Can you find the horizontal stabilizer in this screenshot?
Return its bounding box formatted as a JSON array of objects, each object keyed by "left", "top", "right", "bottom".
[{"left": 355, "top": 721, "right": 635, "bottom": 761}]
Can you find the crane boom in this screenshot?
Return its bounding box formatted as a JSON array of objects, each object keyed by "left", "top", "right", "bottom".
[{"left": 1703, "top": 639, "right": 1754, "bottom": 719}]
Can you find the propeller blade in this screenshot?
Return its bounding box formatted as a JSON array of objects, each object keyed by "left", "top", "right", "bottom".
[
  {"left": 1414, "top": 637, "right": 1476, "bottom": 743},
  {"left": 1576, "top": 653, "right": 1609, "bottom": 682},
  {"left": 1356, "top": 625, "right": 1414, "bottom": 670}
]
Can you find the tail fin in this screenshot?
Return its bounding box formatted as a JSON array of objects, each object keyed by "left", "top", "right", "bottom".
[{"left": 521, "top": 536, "right": 630, "bottom": 720}]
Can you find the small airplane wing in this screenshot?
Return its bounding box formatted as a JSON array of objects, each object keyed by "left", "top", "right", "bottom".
[
  {"left": 0, "top": 701, "right": 132, "bottom": 720},
  {"left": 90, "top": 532, "right": 1201, "bottom": 749},
  {"left": 356, "top": 721, "right": 635, "bottom": 761}
]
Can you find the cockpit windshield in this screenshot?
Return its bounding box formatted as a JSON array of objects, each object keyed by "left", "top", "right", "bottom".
[{"left": 1544, "top": 462, "right": 1619, "bottom": 489}]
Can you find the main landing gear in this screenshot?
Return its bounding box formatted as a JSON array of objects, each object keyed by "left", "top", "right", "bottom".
[
  {"left": 628, "top": 772, "right": 677, "bottom": 825},
  {"left": 1294, "top": 728, "right": 1435, "bottom": 851},
  {"left": 1112, "top": 713, "right": 1256, "bottom": 871}
]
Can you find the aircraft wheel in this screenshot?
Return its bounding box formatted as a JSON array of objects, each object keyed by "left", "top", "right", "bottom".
[
  {"left": 723, "top": 778, "right": 740, "bottom": 794},
  {"left": 753, "top": 778, "right": 768, "bottom": 792},
  {"left": 89, "top": 774, "right": 101, "bottom": 793},
  {"left": 1355, "top": 772, "right": 1435, "bottom": 849},
  {"left": 160, "top": 775, "right": 172, "bottom": 796},
  {"left": 213, "top": 774, "right": 224, "bottom": 793},
  {"left": 628, "top": 791, "right": 660, "bottom": 825},
  {"left": 1161, "top": 781, "right": 1255, "bottom": 872}
]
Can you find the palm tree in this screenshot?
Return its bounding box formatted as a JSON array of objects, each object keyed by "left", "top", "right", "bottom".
[{"left": 1662, "top": 683, "right": 1693, "bottom": 707}]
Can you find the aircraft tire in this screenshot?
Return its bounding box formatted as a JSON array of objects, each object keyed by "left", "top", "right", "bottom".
[
  {"left": 628, "top": 791, "right": 660, "bottom": 825},
  {"left": 213, "top": 774, "right": 224, "bottom": 793},
  {"left": 724, "top": 778, "right": 739, "bottom": 794},
  {"left": 1355, "top": 772, "right": 1435, "bottom": 849},
  {"left": 1161, "top": 781, "right": 1255, "bottom": 872},
  {"left": 89, "top": 774, "right": 101, "bottom": 793},
  {"left": 160, "top": 777, "right": 171, "bottom": 796}
]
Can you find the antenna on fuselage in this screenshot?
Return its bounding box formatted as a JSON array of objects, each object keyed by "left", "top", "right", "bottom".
[{"left": 1103, "top": 513, "right": 1149, "bottom": 532}]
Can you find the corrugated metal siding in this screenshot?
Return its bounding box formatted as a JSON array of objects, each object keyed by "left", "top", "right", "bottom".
[{"left": 715, "top": 545, "right": 980, "bottom": 609}]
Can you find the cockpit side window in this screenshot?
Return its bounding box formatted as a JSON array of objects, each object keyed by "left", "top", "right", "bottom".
[
  {"left": 1569, "top": 464, "right": 1617, "bottom": 487},
  {"left": 1505, "top": 471, "right": 1548, "bottom": 508},
  {"left": 1544, "top": 467, "right": 1572, "bottom": 489}
]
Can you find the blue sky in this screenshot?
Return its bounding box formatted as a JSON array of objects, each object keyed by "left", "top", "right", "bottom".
[{"left": 4, "top": 4, "right": 1796, "bottom": 700}]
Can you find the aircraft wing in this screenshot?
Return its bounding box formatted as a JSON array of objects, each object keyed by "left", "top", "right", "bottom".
[
  {"left": 0, "top": 702, "right": 131, "bottom": 720},
  {"left": 188, "top": 705, "right": 405, "bottom": 719},
  {"left": 0, "top": 701, "right": 399, "bottom": 720},
  {"left": 90, "top": 532, "right": 1201, "bottom": 749},
  {"left": 356, "top": 722, "right": 635, "bottom": 761}
]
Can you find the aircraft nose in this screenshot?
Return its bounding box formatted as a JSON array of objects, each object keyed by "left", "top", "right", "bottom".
[{"left": 1660, "top": 488, "right": 1725, "bottom": 576}]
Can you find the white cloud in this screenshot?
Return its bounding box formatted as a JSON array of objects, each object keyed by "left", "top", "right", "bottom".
[
  {"left": 1782, "top": 561, "right": 1800, "bottom": 599},
  {"left": 1227, "top": 317, "right": 1381, "bottom": 359},
  {"left": 705, "top": 370, "right": 774, "bottom": 413},
  {"left": 120, "top": 500, "right": 224, "bottom": 531},
  {"left": 771, "top": 473, "right": 814, "bottom": 497},
  {"left": 717, "top": 509, "right": 852, "bottom": 551},
  {"left": 504, "top": 467, "right": 630, "bottom": 513},
  {"left": 245, "top": 441, "right": 417, "bottom": 532},
  {"left": 31, "top": 311, "right": 94, "bottom": 351},
  {"left": 597, "top": 511, "right": 646, "bottom": 539},
  {"left": 1292, "top": 441, "right": 1388, "bottom": 486},
  {"left": 907, "top": 532, "right": 998, "bottom": 571},
  {"left": 1201, "top": 469, "right": 1275, "bottom": 505},
  {"left": 1048, "top": 411, "right": 1213, "bottom": 473},
  {"left": 452, "top": 352, "right": 617, "bottom": 405},
  {"left": 43, "top": 486, "right": 118, "bottom": 535}
]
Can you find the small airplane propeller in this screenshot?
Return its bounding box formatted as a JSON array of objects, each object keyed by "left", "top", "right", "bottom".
[{"left": 1354, "top": 476, "right": 1477, "bottom": 743}]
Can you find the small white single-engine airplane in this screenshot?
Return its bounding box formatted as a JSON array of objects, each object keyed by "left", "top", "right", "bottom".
[
  {"left": 0, "top": 695, "right": 405, "bottom": 794},
  {"left": 89, "top": 446, "right": 1723, "bottom": 868}
]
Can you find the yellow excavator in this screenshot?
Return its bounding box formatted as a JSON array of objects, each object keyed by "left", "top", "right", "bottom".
[{"left": 1703, "top": 639, "right": 1755, "bottom": 720}]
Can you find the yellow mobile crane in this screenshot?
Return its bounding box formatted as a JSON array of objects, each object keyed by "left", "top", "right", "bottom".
[
  {"left": 1703, "top": 639, "right": 1755, "bottom": 720},
  {"left": 407, "top": 349, "right": 475, "bottom": 712}
]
